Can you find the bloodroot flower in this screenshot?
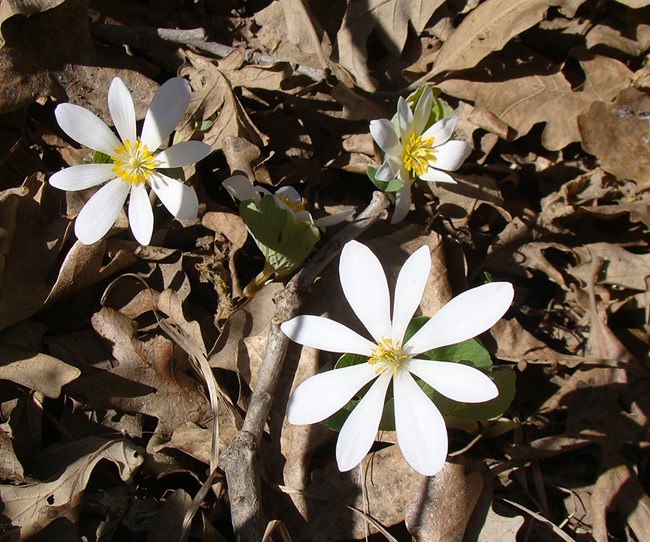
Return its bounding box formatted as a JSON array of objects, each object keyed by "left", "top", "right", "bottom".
[
  {"left": 49, "top": 77, "right": 211, "bottom": 245},
  {"left": 281, "top": 241, "right": 513, "bottom": 476},
  {"left": 369, "top": 87, "right": 472, "bottom": 223}
]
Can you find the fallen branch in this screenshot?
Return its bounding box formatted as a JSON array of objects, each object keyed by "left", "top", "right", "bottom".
[
  {"left": 221, "top": 191, "right": 390, "bottom": 541},
  {"left": 91, "top": 24, "right": 330, "bottom": 83}
]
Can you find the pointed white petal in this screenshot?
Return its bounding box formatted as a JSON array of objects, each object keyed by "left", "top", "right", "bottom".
[
  {"left": 431, "top": 140, "right": 472, "bottom": 172},
  {"left": 397, "top": 97, "right": 414, "bottom": 141},
  {"left": 55, "top": 103, "right": 121, "bottom": 156},
  {"left": 407, "top": 359, "right": 499, "bottom": 403},
  {"left": 313, "top": 209, "right": 355, "bottom": 230},
  {"left": 281, "top": 315, "right": 375, "bottom": 355},
  {"left": 49, "top": 164, "right": 115, "bottom": 191},
  {"left": 108, "top": 77, "right": 137, "bottom": 144},
  {"left": 405, "top": 282, "right": 514, "bottom": 354},
  {"left": 149, "top": 173, "right": 198, "bottom": 220},
  {"left": 423, "top": 115, "right": 457, "bottom": 146},
  {"left": 394, "top": 369, "right": 447, "bottom": 476},
  {"left": 222, "top": 175, "right": 259, "bottom": 203},
  {"left": 412, "top": 87, "right": 433, "bottom": 136},
  {"left": 141, "top": 78, "right": 191, "bottom": 150},
  {"left": 155, "top": 141, "right": 211, "bottom": 168},
  {"left": 370, "top": 119, "right": 401, "bottom": 156},
  {"left": 419, "top": 169, "right": 457, "bottom": 183},
  {"left": 375, "top": 157, "right": 400, "bottom": 181},
  {"left": 390, "top": 183, "right": 411, "bottom": 224},
  {"left": 74, "top": 179, "right": 130, "bottom": 244},
  {"left": 336, "top": 371, "right": 392, "bottom": 472},
  {"left": 128, "top": 183, "right": 154, "bottom": 245},
  {"left": 391, "top": 246, "right": 431, "bottom": 343},
  {"left": 339, "top": 241, "right": 392, "bottom": 342},
  {"left": 287, "top": 363, "right": 378, "bottom": 425}
]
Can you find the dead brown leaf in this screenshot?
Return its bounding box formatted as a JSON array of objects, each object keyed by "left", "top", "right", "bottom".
[
  {"left": 578, "top": 87, "right": 650, "bottom": 187},
  {"left": 0, "top": 438, "right": 143, "bottom": 540},
  {"left": 440, "top": 49, "right": 632, "bottom": 150}
]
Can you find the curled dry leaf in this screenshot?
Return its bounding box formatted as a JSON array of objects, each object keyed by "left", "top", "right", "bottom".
[{"left": 0, "top": 438, "right": 143, "bottom": 540}]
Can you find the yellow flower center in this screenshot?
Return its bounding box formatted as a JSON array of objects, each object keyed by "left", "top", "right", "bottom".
[
  {"left": 111, "top": 139, "right": 155, "bottom": 186},
  {"left": 402, "top": 133, "right": 437, "bottom": 178},
  {"left": 369, "top": 338, "right": 408, "bottom": 375},
  {"left": 277, "top": 194, "right": 305, "bottom": 214}
]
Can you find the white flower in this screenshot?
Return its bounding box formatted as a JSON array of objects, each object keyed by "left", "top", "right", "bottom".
[
  {"left": 281, "top": 241, "right": 513, "bottom": 476},
  {"left": 222, "top": 175, "right": 354, "bottom": 231},
  {"left": 49, "top": 77, "right": 212, "bottom": 245},
  {"left": 369, "top": 87, "right": 472, "bottom": 223}
]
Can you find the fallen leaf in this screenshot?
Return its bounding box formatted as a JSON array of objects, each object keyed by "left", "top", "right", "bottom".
[
  {"left": 440, "top": 49, "right": 632, "bottom": 150},
  {"left": 0, "top": 321, "right": 80, "bottom": 398},
  {"left": 0, "top": 438, "right": 143, "bottom": 540},
  {"left": 578, "top": 87, "right": 650, "bottom": 187}
]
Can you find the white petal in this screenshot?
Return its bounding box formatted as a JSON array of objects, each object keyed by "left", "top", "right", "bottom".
[
  {"left": 369, "top": 119, "right": 401, "bottom": 156},
  {"left": 391, "top": 183, "right": 411, "bottom": 224},
  {"left": 49, "top": 164, "right": 115, "bottom": 191},
  {"left": 55, "top": 103, "right": 121, "bottom": 156},
  {"left": 275, "top": 186, "right": 301, "bottom": 204},
  {"left": 423, "top": 115, "right": 457, "bottom": 146},
  {"left": 128, "top": 183, "right": 154, "bottom": 245},
  {"left": 394, "top": 369, "right": 448, "bottom": 476},
  {"left": 155, "top": 141, "right": 211, "bottom": 168},
  {"left": 431, "top": 140, "right": 472, "bottom": 172},
  {"left": 405, "top": 282, "right": 514, "bottom": 355},
  {"left": 149, "top": 173, "right": 198, "bottom": 220},
  {"left": 222, "top": 175, "right": 259, "bottom": 203},
  {"left": 336, "top": 371, "right": 392, "bottom": 472},
  {"left": 313, "top": 209, "right": 355, "bottom": 230},
  {"left": 339, "top": 241, "right": 392, "bottom": 342},
  {"left": 391, "top": 246, "right": 431, "bottom": 343},
  {"left": 281, "top": 315, "right": 375, "bottom": 355},
  {"left": 407, "top": 359, "right": 498, "bottom": 403},
  {"left": 397, "top": 97, "right": 414, "bottom": 141},
  {"left": 287, "top": 363, "right": 378, "bottom": 425},
  {"left": 419, "top": 169, "right": 457, "bottom": 183},
  {"left": 74, "top": 178, "right": 130, "bottom": 244},
  {"left": 141, "top": 78, "right": 191, "bottom": 150},
  {"left": 108, "top": 77, "right": 137, "bottom": 144},
  {"left": 375, "top": 157, "right": 400, "bottom": 181},
  {"left": 411, "top": 87, "right": 432, "bottom": 137}
]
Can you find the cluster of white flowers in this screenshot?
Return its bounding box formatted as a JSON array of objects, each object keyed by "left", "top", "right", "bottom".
[{"left": 50, "top": 79, "right": 511, "bottom": 478}]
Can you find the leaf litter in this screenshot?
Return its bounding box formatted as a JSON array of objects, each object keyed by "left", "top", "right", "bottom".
[{"left": 0, "top": 0, "right": 649, "bottom": 540}]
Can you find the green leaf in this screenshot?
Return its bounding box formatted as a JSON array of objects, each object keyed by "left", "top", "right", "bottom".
[
  {"left": 240, "top": 195, "right": 320, "bottom": 278},
  {"left": 422, "top": 368, "right": 516, "bottom": 421},
  {"left": 366, "top": 167, "right": 403, "bottom": 193},
  {"left": 156, "top": 167, "right": 185, "bottom": 181},
  {"left": 402, "top": 86, "right": 450, "bottom": 129},
  {"left": 92, "top": 151, "right": 112, "bottom": 164}
]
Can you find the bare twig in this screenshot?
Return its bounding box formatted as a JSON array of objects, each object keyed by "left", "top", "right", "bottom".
[
  {"left": 221, "top": 191, "right": 390, "bottom": 542},
  {"left": 91, "top": 24, "right": 330, "bottom": 83}
]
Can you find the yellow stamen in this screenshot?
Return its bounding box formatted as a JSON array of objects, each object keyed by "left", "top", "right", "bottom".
[
  {"left": 111, "top": 139, "right": 155, "bottom": 186},
  {"left": 369, "top": 338, "right": 408, "bottom": 376},
  {"left": 402, "top": 133, "right": 437, "bottom": 178},
  {"left": 277, "top": 194, "right": 305, "bottom": 214}
]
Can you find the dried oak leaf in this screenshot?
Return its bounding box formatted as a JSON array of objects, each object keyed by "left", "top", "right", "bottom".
[
  {"left": 439, "top": 48, "right": 632, "bottom": 150},
  {"left": 336, "top": 0, "right": 446, "bottom": 90},
  {"left": 578, "top": 87, "right": 650, "bottom": 187},
  {"left": 0, "top": 176, "right": 70, "bottom": 331},
  {"left": 429, "top": 0, "right": 584, "bottom": 77},
  {"left": 64, "top": 307, "right": 211, "bottom": 440},
  {"left": 0, "top": 321, "right": 80, "bottom": 398},
  {"left": 0, "top": 438, "right": 143, "bottom": 541}
]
